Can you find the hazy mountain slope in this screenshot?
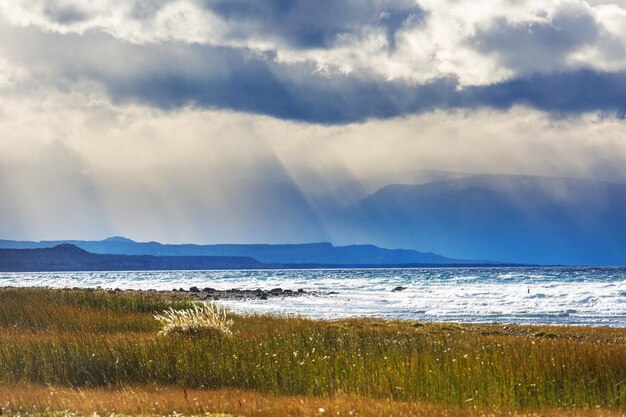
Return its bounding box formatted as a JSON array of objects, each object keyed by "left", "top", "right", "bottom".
[
  {"left": 331, "top": 174, "right": 626, "bottom": 265},
  {"left": 312, "top": 168, "right": 471, "bottom": 207}
]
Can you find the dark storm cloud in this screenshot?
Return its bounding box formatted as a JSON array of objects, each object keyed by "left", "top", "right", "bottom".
[
  {"left": 101, "top": 45, "right": 457, "bottom": 123},
  {"left": 201, "top": 0, "right": 423, "bottom": 49},
  {"left": 465, "top": 70, "right": 626, "bottom": 116},
  {"left": 4, "top": 18, "right": 626, "bottom": 124},
  {"left": 116, "top": 65, "right": 626, "bottom": 123},
  {"left": 101, "top": 42, "right": 626, "bottom": 122}
]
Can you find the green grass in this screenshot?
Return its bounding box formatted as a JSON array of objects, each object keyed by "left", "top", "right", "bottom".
[{"left": 0, "top": 287, "right": 624, "bottom": 410}]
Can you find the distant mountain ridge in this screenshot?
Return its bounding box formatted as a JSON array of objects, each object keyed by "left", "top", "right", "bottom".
[
  {"left": 0, "top": 237, "right": 481, "bottom": 265},
  {"left": 0, "top": 244, "right": 509, "bottom": 272},
  {"left": 0, "top": 244, "right": 263, "bottom": 272}
]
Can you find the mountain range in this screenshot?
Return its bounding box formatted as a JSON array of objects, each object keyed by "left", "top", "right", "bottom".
[
  {"left": 3, "top": 173, "right": 626, "bottom": 266},
  {"left": 0, "top": 244, "right": 264, "bottom": 272},
  {"left": 0, "top": 243, "right": 507, "bottom": 272},
  {"left": 0, "top": 236, "right": 477, "bottom": 266}
]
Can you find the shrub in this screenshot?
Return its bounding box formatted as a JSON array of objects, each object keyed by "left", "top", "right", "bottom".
[{"left": 154, "top": 303, "right": 233, "bottom": 336}]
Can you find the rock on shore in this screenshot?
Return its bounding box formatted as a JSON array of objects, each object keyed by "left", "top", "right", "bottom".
[{"left": 170, "top": 286, "right": 316, "bottom": 301}]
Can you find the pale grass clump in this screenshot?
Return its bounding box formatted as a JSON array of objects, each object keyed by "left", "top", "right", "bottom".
[{"left": 154, "top": 303, "right": 233, "bottom": 336}]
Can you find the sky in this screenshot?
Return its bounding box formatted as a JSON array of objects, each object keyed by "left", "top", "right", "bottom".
[{"left": 2, "top": 0, "right": 626, "bottom": 245}]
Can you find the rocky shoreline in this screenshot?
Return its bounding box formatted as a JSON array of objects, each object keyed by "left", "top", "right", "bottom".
[
  {"left": 175, "top": 286, "right": 319, "bottom": 301},
  {"left": 102, "top": 286, "right": 322, "bottom": 301}
]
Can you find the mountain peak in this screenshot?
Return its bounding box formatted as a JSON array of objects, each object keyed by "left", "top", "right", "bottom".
[
  {"left": 52, "top": 244, "right": 88, "bottom": 253},
  {"left": 103, "top": 236, "right": 134, "bottom": 243}
]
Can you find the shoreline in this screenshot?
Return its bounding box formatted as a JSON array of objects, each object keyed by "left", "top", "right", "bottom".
[
  {"left": 1, "top": 285, "right": 624, "bottom": 331},
  {"left": 0, "top": 284, "right": 320, "bottom": 302},
  {"left": 124, "top": 285, "right": 321, "bottom": 301}
]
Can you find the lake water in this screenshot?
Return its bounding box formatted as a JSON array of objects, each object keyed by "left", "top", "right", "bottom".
[{"left": 2, "top": 267, "right": 625, "bottom": 326}]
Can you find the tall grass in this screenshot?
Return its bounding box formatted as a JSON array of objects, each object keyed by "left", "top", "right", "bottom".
[
  {"left": 0, "top": 287, "right": 624, "bottom": 410},
  {"left": 0, "top": 287, "right": 194, "bottom": 332}
]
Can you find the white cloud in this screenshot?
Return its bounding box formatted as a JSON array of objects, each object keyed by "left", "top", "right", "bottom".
[
  {"left": 0, "top": 58, "right": 27, "bottom": 89},
  {"left": 302, "top": 0, "right": 626, "bottom": 85},
  {"left": 4, "top": 0, "right": 626, "bottom": 87},
  {"left": 0, "top": 0, "right": 225, "bottom": 43}
]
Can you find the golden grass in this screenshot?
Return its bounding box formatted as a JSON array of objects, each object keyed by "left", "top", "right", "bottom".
[
  {"left": 0, "top": 287, "right": 624, "bottom": 415},
  {"left": 2, "top": 385, "right": 625, "bottom": 417}
]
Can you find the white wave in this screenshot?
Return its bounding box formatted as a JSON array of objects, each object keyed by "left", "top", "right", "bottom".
[{"left": 1, "top": 268, "right": 625, "bottom": 326}]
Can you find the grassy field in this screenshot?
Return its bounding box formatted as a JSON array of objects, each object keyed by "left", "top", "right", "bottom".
[{"left": 0, "top": 287, "right": 624, "bottom": 417}]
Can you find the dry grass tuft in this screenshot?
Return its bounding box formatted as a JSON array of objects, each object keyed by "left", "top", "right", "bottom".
[{"left": 154, "top": 303, "right": 233, "bottom": 336}]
